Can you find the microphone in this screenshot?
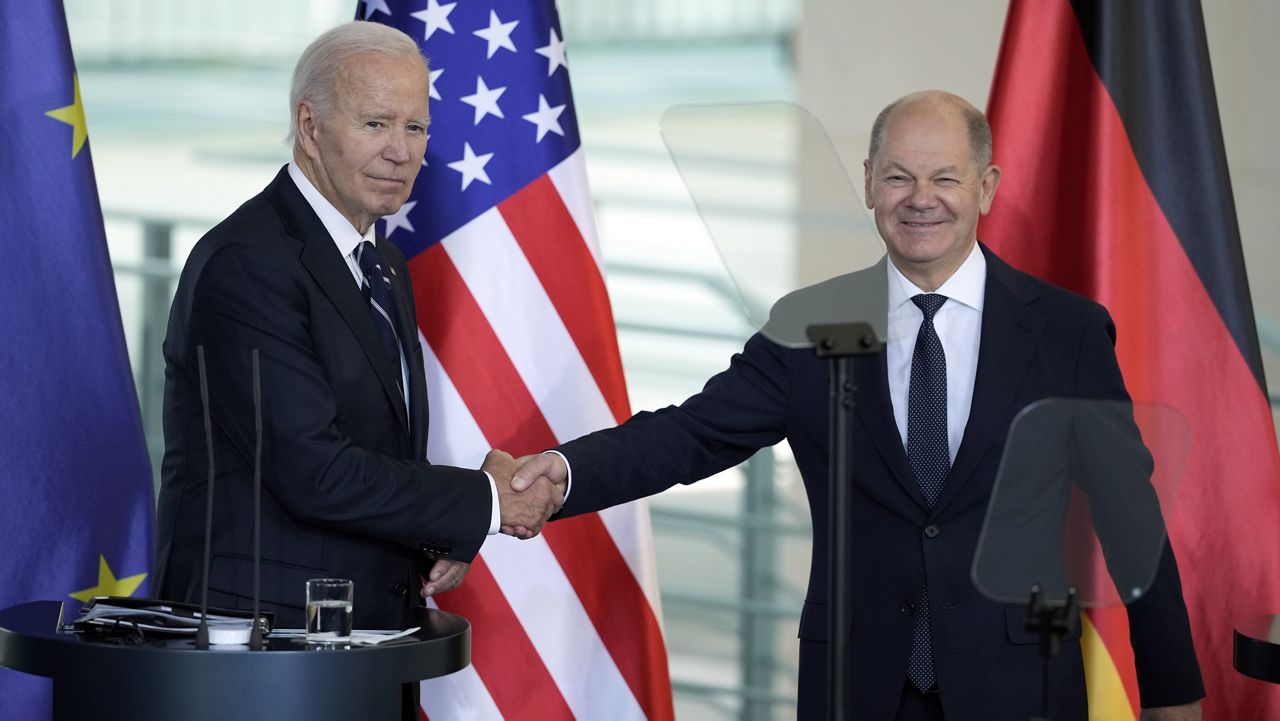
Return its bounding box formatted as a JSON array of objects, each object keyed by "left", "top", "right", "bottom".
[
  {"left": 249, "top": 348, "right": 265, "bottom": 650},
  {"left": 195, "top": 345, "right": 214, "bottom": 650},
  {"left": 192, "top": 345, "right": 263, "bottom": 648}
]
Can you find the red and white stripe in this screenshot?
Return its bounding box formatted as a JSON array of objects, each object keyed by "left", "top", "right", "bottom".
[{"left": 413, "top": 149, "right": 675, "bottom": 721}]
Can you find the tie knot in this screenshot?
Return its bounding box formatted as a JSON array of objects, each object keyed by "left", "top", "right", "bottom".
[
  {"left": 912, "top": 293, "right": 947, "bottom": 320},
  {"left": 357, "top": 241, "right": 387, "bottom": 284}
]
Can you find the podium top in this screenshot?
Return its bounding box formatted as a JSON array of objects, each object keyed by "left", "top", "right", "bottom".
[{"left": 0, "top": 600, "right": 470, "bottom": 684}]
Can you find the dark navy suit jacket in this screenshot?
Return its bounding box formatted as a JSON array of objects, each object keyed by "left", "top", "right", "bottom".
[
  {"left": 556, "top": 245, "right": 1203, "bottom": 720},
  {"left": 154, "top": 166, "right": 491, "bottom": 628}
]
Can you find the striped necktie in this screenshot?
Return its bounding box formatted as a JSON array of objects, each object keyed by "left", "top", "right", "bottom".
[{"left": 356, "top": 240, "right": 404, "bottom": 381}]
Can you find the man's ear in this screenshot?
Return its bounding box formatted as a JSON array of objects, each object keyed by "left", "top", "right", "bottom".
[
  {"left": 295, "top": 102, "right": 321, "bottom": 159},
  {"left": 864, "top": 159, "right": 875, "bottom": 210},
  {"left": 978, "top": 164, "right": 1002, "bottom": 214}
]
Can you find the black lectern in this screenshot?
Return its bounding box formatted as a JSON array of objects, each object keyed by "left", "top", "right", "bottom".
[
  {"left": 1234, "top": 614, "right": 1280, "bottom": 684},
  {"left": 0, "top": 601, "right": 469, "bottom": 721}
]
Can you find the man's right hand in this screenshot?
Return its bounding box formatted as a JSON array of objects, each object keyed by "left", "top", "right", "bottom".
[
  {"left": 511, "top": 452, "right": 568, "bottom": 495},
  {"left": 482, "top": 449, "right": 562, "bottom": 539},
  {"left": 500, "top": 453, "right": 569, "bottom": 537}
]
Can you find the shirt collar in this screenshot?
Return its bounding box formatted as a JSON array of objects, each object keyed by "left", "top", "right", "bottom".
[
  {"left": 887, "top": 242, "right": 987, "bottom": 313},
  {"left": 287, "top": 162, "right": 377, "bottom": 259}
]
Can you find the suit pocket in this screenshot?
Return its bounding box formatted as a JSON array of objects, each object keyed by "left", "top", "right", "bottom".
[
  {"left": 1005, "top": 605, "right": 1083, "bottom": 645},
  {"left": 209, "top": 553, "right": 330, "bottom": 610}
]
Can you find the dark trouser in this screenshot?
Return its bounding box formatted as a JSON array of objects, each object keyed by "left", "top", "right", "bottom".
[
  {"left": 894, "top": 683, "right": 944, "bottom": 721},
  {"left": 402, "top": 681, "right": 420, "bottom": 721}
]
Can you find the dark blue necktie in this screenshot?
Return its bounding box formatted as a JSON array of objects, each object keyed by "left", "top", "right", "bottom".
[
  {"left": 906, "top": 293, "right": 949, "bottom": 692},
  {"left": 356, "top": 241, "right": 404, "bottom": 382}
]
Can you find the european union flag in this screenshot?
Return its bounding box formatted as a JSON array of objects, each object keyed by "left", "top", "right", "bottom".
[{"left": 0, "top": 2, "right": 155, "bottom": 717}]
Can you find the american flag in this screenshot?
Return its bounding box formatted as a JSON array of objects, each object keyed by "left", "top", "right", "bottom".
[{"left": 357, "top": 1, "right": 675, "bottom": 719}]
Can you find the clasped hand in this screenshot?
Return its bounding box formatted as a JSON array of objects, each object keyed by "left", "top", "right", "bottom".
[{"left": 481, "top": 450, "right": 567, "bottom": 539}]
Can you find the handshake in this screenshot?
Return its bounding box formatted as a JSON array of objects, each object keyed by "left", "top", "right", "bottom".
[
  {"left": 481, "top": 449, "right": 569, "bottom": 539},
  {"left": 422, "top": 450, "right": 568, "bottom": 598}
]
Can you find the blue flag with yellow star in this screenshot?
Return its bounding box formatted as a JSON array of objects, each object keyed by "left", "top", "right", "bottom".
[{"left": 0, "top": 1, "right": 155, "bottom": 717}]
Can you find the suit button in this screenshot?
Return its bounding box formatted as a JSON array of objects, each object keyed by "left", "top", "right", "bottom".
[
  {"left": 923, "top": 524, "right": 940, "bottom": 538},
  {"left": 900, "top": 602, "right": 916, "bottom": 616},
  {"left": 419, "top": 541, "right": 452, "bottom": 557},
  {"left": 391, "top": 582, "right": 408, "bottom": 598}
]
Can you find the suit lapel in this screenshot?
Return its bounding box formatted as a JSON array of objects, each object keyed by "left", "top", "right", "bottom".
[
  {"left": 855, "top": 339, "right": 927, "bottom": 507},
  {"left": 267, "top": 168, "right": 411, "bottom": 437},
  {"left": 408, "top": 344, "right": 428, "bottom": 460},
  {"left": 933, "top": 248, "right": 1043, "bottom": 513},
  {"left": 806, "top": 259, "right": 925, "bottom": 507},
  {"left": 380, "top": 238, "right": 430, "bottom": 458}
]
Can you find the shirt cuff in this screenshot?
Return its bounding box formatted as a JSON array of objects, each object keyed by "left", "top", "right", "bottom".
[
  {"left": 483, "top": 471, "right": 499, "bottom": 535},
  {"left": 544, "top": 450, "right": 572, "bottom": 503}
]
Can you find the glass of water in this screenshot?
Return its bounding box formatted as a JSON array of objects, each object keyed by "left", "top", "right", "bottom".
[{"left": 306, "top": 578, "right": 353, "bottom": 644}]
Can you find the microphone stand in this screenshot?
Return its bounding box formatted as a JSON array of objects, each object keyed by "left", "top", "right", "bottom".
[
  {"left": 194, "top": 346, "right": 268, "bottom": 650},
  {"left": 1026, "top": 584, "right": 1080, "bottom": 721},
  {"left": 249, "top": 349, "right": 265, "bottom": 650},
  {"left": 195, "top": 346, "right": 214, "bottom": 650},
  {"left": 807, "top": 322, "right": 883, "bottom": 721}
]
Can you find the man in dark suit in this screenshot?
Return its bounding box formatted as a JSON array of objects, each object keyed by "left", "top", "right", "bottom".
[
  {"left": 154, "top": 21, "right": 560, "bottom": 635},
  {"left": 512, "top": 92, "right": 1204, "bottom": 720}
]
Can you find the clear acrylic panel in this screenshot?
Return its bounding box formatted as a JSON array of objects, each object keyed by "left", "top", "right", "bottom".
[
  {"left": 971, "top": 399, "right": 1191, "bottom": 608},
  {"left": 659, "top": 102, "right": 888, "bottom": 348}
]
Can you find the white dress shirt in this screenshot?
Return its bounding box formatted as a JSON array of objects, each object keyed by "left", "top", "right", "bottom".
[
  {"left": 287, "top": 163, "right": 500, "bottom": 535},
  {"left": 885, "top": 243, "right": 986, "bottom": 463}
]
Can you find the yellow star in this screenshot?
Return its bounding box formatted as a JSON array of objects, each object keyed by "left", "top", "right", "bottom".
[
  {"left": 44, "top": 73, "right": 89, "bottom": 159},
  {"left": 70, "top": 555, "right": 147, "bottom": 603}
]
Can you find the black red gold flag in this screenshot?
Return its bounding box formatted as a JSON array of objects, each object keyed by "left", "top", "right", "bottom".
[{"left": 983, "top": 0, "right": 1280, "bottom": 717}]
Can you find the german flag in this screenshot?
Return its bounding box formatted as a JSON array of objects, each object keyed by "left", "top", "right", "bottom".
[{"left": 981, "top": 0, "right": 1280, "bottom": 717}]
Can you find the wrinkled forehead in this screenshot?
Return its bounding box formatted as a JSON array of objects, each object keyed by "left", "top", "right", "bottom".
[
  {"left": 334, "top": 53, "right": 430, "bottom": 113},
  {"left": 336, "top": 51, "right": 427, "bottom": 91}
]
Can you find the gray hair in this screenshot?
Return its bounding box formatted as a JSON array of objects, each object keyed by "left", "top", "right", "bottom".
[
  {"left": 287, "top": 21, "right": 427, "bottom": 147},
  {"left": 867, "top": 91, "right": 993, "bottom": 168}
]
